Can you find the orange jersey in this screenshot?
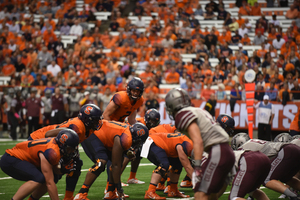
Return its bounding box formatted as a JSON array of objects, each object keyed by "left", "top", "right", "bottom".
[
  {"left": 150, "top": 132, "right": 193, "bottom": 157},
  {"left": 150, "top": 124, "right": 177, "bottom": 134},
  {"left": 6, "top": 138, "right": 61, "bottom": 167},
  {"left": 136, "top": 117, "right": 146, "bottom": 125},
  {"left": 94, "top": 120, "right": 132, "bottom": 151},
  {"left": 30, "top": 117, "right": 92, "bottom": 143},
  {"left": 109, "top": 91, "right": 144, "bottom": 122},
  {"left": 290, "top": 108, "right": 300, "bottom": 131}
]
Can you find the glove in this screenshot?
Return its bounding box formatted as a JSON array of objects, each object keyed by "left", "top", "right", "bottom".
[
  {"left": 126, "top": 149, "right": 136, "bottom": 161},
  {"left": 192, "top": 165, "right": 202, "bottom": 190},
  {"left": 60, "top": 158, "right": 77, "bottom": 174}
]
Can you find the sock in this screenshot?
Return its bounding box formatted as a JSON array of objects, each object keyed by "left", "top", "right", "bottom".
[
  {"left": 107, "top": 182, "right": 115, "bottom": 192},
  {"left": 129, "top": 172, "right": 136, "bottom": 179},
  {"left": 148, "top": 183, "right": 157, "bottom": 191},
  {"left": 170, "top": 182, "right": 178, "bottom": 191},
  {"left": 105, "top": 181, "right": 109, "bottom": 192},
  {"left": 28, "top": 195, "right": 38, "bottom": 200},
  {"left": 64, "top": 190, "right": 74, "bottom": 199},
  {"left": 78, "top": 184, "right": 90, "bottom": 194},
  {"left": 183, "top": 175, "right": 191, "bottom": 181},
  {"left": 284, "top": 188, "right": 297, "bottom": 198}
]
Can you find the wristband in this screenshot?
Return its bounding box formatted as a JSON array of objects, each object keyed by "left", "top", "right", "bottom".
[{"left": 194, "top": 159, "right": 201, "bottom": 167}]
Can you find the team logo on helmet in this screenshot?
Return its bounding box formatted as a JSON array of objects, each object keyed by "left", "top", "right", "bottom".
[
  {"left": 84, "top": 106, "right": 93, "bottom": 115},
  {"left": 137, "top": 129, "right": 146, "bottom": 136},
  {"left": 221, "top": 116, "right": 229, "bottom": 123},
  {"left": 59, "top": 134, "right": 69, "bottom": 144}
]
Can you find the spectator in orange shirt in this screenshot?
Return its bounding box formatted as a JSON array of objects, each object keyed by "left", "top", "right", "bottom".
[
  {"left": 257, "top": 44, "right": 268, "bottom": 58},
  {"left": 251, "top": 2, "right": 261, "bottom": 16},
  {"left": 201, "top": 83, "right": 215, "bottom": 101},
  {"left": 21, "top": 68, "right": 35, "bottom": 85},
  {"left": 43, "top": 29, "right": 57, "bottom": 46},
  {"left": 144, "top": 80, "right": 159, "bottom": 96},
  {"left": 103, "top": 78, "right": 116, "bottom": 93},
  {"left": 2, "top": 43, "right": 12, "bottom": 57},
  {"left": 81, "top": 31, "right": 94, "bottom": 47},
  {"left": 165, "top": 66, "right": 180, "bottom": 84},
  {"left": 224, "top": 73, "right": 236, "bottom": 90},
  {"left": 236, "top": 14, "right": 245, "bottom": 27},
  {"left": 55, "top": 4, "right": 66, "bottom": 19},
  {"left": 218, "top": 29, "right": 231, "bottom": 47},
  {"left": 238, "top": 0, "right": 251, "bottom": 15},
  {"left": 241, "top": 34, "right": 251, "bottom": 45},
  {"left": 137, "top": 33, "right": 149, "bottom": 47},
  {"left": 1, "top": 57, "right": 16, "bottom": 76},
  {"left": 286, "top": 5, "right": 299, "bottom": 19},
  {"left": 175, "top": 0, "right": 188, "bottom": 8},
  {"left": 139, "top": 65, "right": 154, "bottom": 83}
]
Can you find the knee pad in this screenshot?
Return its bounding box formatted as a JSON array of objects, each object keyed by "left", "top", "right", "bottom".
[
  {"left": 89, "top": 159, "right": 106, "bottom": 176},
  {"left": 153, "top": 166, "right": 168, "bottom": 177}
]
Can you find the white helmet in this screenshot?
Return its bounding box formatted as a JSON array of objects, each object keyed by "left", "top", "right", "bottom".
[{"left": 231, "top": 133, "right": 250, "bottom": 150}]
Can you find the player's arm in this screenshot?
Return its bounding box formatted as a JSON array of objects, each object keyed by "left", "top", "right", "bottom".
[
  {"left": 45, "top": 128, "right": 67, "bottom": 138},
  {"left": 127, "top": 110, "right": 137, "bottom": 125},
  {"left": 103, "top": 101, "right": 119, "bottom": 121},
  {"left": 187, "top": 122, "right": 203, "bottom": 162},
  {"left": 176, "top": 145, "right": 193, "bottom": 179},
  {"left": 111, "top": 136, "right": 124, "bottom": 196},
  {"left": 39, "top": 153, "right": 59, "bottom": 200}
]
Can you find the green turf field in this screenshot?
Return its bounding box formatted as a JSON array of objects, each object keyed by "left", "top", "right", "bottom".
[{"left": 0, "top": 140, "right": 285, "bottom": 199}]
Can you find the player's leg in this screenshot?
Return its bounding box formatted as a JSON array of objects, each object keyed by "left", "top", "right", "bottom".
[
  {"left": 127, "top": 148, "right": 144, "bottom": 184},
  {"left": 195, "top": 143, "right": 235, "bottom": 200},
  {"left": 74, "top": 134, "right": 108, "bottom": 200},
  {"left": 63, "top": 157, "right": 83, "bottom": 200},
  {"left": 251, "top": 189, "right": 270, "bottom": 200},
  {"left": 229, "top": 152, "right": 271, "bottom": 200},
  {"left": 145, "top": 143, "right": 169, "bottom": 200},
  {"left": 264, "top": 144, "right": 300, "bottom": 198},
  {"left": 0, "top": 153, "right": 45, "bottom": 200},
  {"left": 167, "top": 158, "right": 189, "bottom": 198}
]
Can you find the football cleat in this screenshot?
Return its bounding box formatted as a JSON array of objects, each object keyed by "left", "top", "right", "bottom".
[
  {"left": 127, "top": 178, "right": 145, "bottom": 184},
  {"left": 104, "top": 191, "right": 118, "bottom": 200},
  {"left": 156, "top": 183, "right": 166, "bottom": 191},
  {"left": 74, "top": 193, "right": 89, "bottom": 200},
  {"left": 163, "top": 186, "right": 169, "bottom": 194},
  {"left": 144, "top": 190, "right": 166, "bottom": 200},
  {"left": 180, "top": 180, "right": 193, "bottom": 188},
  {"left": 168, "top": 189, "right": 190, "bottom": 198},
  {"left": 122, "top": 182, "right": 129, "bottom": 186}
]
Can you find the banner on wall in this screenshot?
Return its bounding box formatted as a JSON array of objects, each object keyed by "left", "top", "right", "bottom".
[{"left": 157, "top": 100, "right": 300, "bottom": 131}]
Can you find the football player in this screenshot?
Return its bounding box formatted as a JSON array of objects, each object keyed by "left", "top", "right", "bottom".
[
  {"left": 165, "top": 88, "right": 235, "bottom": 200},
  {"left": 143, "top": 132, "right": 193, "bottom": 199},
  {"left": 0, "top": 129, "right": 79, "bottom": 200},
  {"left": 234, "top": 133, "right": 300, "bottom": 200},
  {"left": 218, "top": 116, "right": 271, "bottom": 200},
  {"left": 103, "top": 77, "right": 145, "bottom": 185},
  {"left": 27, "top": 104, "right": 103, "bottom": 200},
  {"left": 74, "top": 122, "right": 149, "bottom": 200}
]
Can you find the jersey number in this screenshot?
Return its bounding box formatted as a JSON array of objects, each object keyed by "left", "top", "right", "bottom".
[
  {"left": 28, "top": 139, "right": 52, "bottom": 148},
  {"left": 118, "top": 111, "right": 132, "bottom": 122},
  {"left": 167, "top": 133, "right": 182, "bottom": 138}
]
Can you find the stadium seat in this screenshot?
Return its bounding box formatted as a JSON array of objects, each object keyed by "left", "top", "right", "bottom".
[{"left": 0, "top": 76, "right": 11, "bottom": 85}]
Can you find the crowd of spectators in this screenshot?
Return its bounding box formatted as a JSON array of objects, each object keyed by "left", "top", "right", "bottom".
[{"left": 0, "top": 0, "right": 300, "bottom": 108}]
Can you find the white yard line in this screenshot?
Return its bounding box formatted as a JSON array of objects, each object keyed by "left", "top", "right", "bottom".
[{"left": 0, "top": 163, "right": 155, "bottom": 180}]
